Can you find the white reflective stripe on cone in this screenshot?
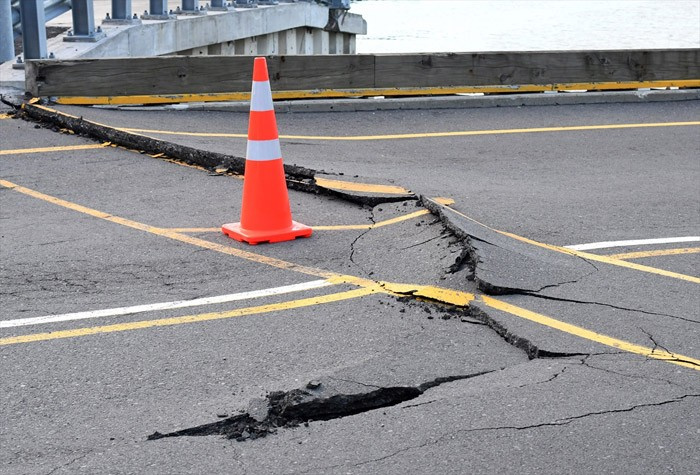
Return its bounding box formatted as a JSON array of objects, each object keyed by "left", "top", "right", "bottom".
[
  {"left": 247, "top": 139, "right": 282, "bottom": 161},
  {"left": 251, "top": 81, "right": 274, "bottom": 112}
]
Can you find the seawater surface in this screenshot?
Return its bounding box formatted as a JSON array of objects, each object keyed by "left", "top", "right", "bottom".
[{"left": 351, "top": 0, "right": 700, "bottom": 53}]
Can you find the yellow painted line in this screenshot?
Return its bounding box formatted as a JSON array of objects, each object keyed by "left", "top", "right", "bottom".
[
  {"left": 607, "top": 247, "right": 700, "bottom": 260},
  {"left": 0, "top": 287, "right": 378, "bottom": 346},
  {"left": 119, "top": 129, "right": 247, "bottom": 138},
  {"left": 282, "top": 121, "right": 700, "bottom": 141},
  {"left": 500, "top": 231, "right": 700, "bottom": 284},
  {"left": 169, "top": 199, "right": 453, "bottom": 233},
  {"left": 51, "top": 80, "right": 700, "bottom": 105},
  {"left": 314, "top": 177, "right": 411, "bottom": 195},
  {"left": 116, "top": 121, "right": 700, "bottom": 142},
  {"left": 480, "top": 295, "right": 700, "bottom": 370},
  {"left": 381, "top": 283, "right": 699, "bottom": 370},
  {"left": 560, "top": 246, "right": 700, "bottom": 284},
  {"left": 3, "top": 179, "right": 697, "bottom": 371},
  {"left": 168, "top": 213, "right": 428, "bottom": 233},
  {"left": 167, "top": 227, "right": 222, "bottom": 233},
  {"left": 163, "top": 211, "right": 429, "bottom": 233},
  {"left": 0, "top": 143, "right": 108, "bottom": 156},
  {"left": 435, "top": 203, "right": 700, "bottom": 284},
  {"left": 0, "top": 179, "right": 339, "bottom": 280},
  {"left": 382, "top": 282, "right": 476, "bottom": 307},
  {"left": 314, "top": 209, "right": 429, "bottom": 231}
]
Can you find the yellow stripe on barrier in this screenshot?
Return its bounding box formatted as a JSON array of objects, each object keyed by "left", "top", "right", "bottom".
[{"left": 50, "top": 80, "right": 700, "bottom": 106}]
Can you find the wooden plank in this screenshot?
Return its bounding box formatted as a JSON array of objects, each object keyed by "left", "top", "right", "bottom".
[
  {"left": 26, "top": 50, "right": 699, "bottom": 98},
  {"left": 373, "top": 50, "right": 700, "bottom": 88},
  {"left": 27, "top": 55, "right": 375, "bottom": 97},
  {"left": 267, "top": 55, "right": 374, "bottom": 90}
]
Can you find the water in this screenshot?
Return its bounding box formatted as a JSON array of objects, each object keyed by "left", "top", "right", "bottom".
[{"left": 351, "top": 0, "right": 700, "bottom": 53}]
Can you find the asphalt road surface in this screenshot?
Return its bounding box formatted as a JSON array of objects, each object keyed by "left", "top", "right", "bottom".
[{"left": 1, "top": 97, "right": 698, "bottom": 474}]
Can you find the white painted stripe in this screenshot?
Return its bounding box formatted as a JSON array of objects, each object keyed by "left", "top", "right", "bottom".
[
  {"left": 565, "top": 236, "right": 700, "bottom": 251},
  {"left": 251, "top": 81, "right": 274, "bottom": 111},
  {"left": 247, "top": 139, "right": 282, "bottom": 161},
  {"left": 0, "top": 280, "right": 333, "bottom": 329}
]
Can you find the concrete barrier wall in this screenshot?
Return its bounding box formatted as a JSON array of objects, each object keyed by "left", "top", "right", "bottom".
[{"left": 46, "top": 3, "right": 365, "bottom": 59}]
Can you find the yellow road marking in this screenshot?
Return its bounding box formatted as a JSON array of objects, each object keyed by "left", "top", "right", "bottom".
[
  {"left": 3, "top": 276, "right": 697, "bottom": 371},
  {"left": 382, "top": 283, "right": 476, "bottom": 307},
  {"left": 608, "top": 247, "right": 700, "bottom": 260},
  {"left": 119, "top": 121, "right": 700, "bottom": 142},
  {"left": 0, "top": 143, "right": 108, "bottom": 156},
  {"left": 170, "top": 210, "right": 433, "bottom": 233},
  {"left": 480, "top": 295, "right": 700, "bottom": 370},
  {"left": 0, "top": 113, "right": 12, "bottom": 119},
  {"left": 0, "top": 179, "right": 338, "bottom": 280},
  {"left": 168, "top": 198, "right": 454, "bottom": 232},
  {"left": 384, "top": 283, "right": 699, "bottom": 370},
  {"left": 316, "top": 209, "right": 429, "bottom": 230},
  {"left": 167, "top": 227, "right": 223, "bottom": 233},
  {"left": 0, "top": 287, "right": 378, "bottom": 346},
  {"left": 314, "top": 177, "right": 411, "bottom": 195},
  {"left": 500, "top": 231, "right": 700, "bottom": 284},
  {"left": 120, "top": 129, "right": 245, "bottom": 138},
  {"left": 50, "top": 80, "right": 700, "bottom": 105},
  {"left": 2, "top": 180, "right": 698, "bottom": 370},
  {"left": 434, "top": 202, "right": 700, "bottom": 284}
]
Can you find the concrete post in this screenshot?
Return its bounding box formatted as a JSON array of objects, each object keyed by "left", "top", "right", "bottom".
[
  {"left": 298, "top": 28, "right": 313, "bottom": 54},
  {"left": 278, "top": 29, "right": 297, "bottom": 55},
  {"left": 18, "top": 0, "right": 47, "bottom": 60},
  {"left": 1, "top": 0, "right": 15, "bottom": 62},
  {"left": 312, "top": 29, "right": 329, "bottom": 54}
]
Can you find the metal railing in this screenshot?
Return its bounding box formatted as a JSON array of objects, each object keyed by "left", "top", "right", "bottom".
[
  {"left": 11, "top": 0, "right": 72, "bottom": 35},
  {"left": 1, "top": 0, "right": 350, "bottom": 63}
]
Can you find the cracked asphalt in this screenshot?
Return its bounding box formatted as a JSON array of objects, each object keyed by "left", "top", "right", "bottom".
[{"left": 1, "top": 97, "right": 699, "bottom": 474}]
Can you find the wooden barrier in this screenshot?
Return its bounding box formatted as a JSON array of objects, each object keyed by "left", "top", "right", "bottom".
[{"left": 26, "top": 49, "right": 700, "bottom": 104}]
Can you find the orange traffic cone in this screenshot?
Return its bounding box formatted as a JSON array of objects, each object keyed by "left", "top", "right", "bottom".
[{"left": 222, "top": 57, "right": 313, "bottom": 245}]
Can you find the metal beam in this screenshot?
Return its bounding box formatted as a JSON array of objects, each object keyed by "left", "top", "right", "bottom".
[
  {"left": 66, "top": 0, "right": 105, "bottom": 42},
  {"left": 110, "top": 0, "right": 131, "bottom": 20},
  {"left": 1, "top": 0, "right": 15, "bottom": 61},
  {"left": 18, "top": 0, "right": 47, "bottom": 60}
]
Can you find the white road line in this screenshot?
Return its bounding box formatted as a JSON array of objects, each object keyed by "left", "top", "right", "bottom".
[
  {"left": 565, "top": 236, "right": 700, "bottom": 251},
  {"left": 0, "top": 279, "right": 334, "bottom": 329}
]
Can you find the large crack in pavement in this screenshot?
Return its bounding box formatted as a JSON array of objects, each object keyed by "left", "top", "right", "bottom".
[
  {"left": 147, "top": 371, "right": 494, "bottom": 443},
  {"left": 420, "top": 196, "right": 598, "bottom": 296},
  {"left": 10, "top": 100, "right": 698, "bottom": 450},
  {"left": 14, "top": 102, "right": 416, "bottom": 206},
  {"left": 420, "top": 195, "right": 698, "bottom": 324}
]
